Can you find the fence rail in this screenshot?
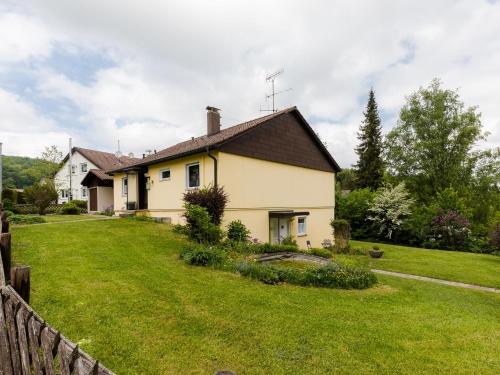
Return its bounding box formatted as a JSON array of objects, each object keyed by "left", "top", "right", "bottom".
[{"left": 0, "top": 209, "right": 114, "bottom": 375}]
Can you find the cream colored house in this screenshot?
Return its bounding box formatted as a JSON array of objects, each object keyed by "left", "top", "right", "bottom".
[{"left": 109, "top": 107, "right": 340, "bottom": 248}]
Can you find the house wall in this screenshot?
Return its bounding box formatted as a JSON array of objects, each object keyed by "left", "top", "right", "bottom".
[
  {"left": 54, "top": 151, "right": 98, "bottom": 203},
  {"left": 217, "top": 152, "right": 335, "bottom": 248},
  {"left": 113, "top": 172, "right": 139, "bottom": 211},
  {"left": 97, "top": 186, "right": 114, "bottom": 211}
]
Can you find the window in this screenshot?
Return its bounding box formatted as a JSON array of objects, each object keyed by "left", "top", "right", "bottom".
[
  {"left": 80, "top": 163, "right": 88, "bottom": 173},
  {"left": 71, "top": 165, "right": 76, "bottom": 174},
  {"left": 186, "top": 163, "right": 200, "bottom": 189},
  {"left": 61, "top": 189, "right": 68, "bottom": 198},
  {"left": 122, "top": 177, "right": 128, "bottom": 196},
  {"left": 159, "top": 168, "right": 171, "bottom": 181},
  {"left": 81, "top": 187, "right": 87, "bottom": 198},
  {"left": 297, "top": 217, "right": 307, "bottom": 236}
]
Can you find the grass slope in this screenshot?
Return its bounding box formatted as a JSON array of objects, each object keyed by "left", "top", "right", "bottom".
[
  {"left": 347, "top": 240, "right": 500, "bottom": 288},
  {"left": 11, "top": 220, "right": 500, "bottom": 374}
]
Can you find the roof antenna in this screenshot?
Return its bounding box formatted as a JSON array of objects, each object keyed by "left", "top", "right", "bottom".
[
  {"left": 260, "top": 69, "right": 292, "bottom": 113},
  {"left": 115, "top": 139, "right": 122, "bottom": 158}
]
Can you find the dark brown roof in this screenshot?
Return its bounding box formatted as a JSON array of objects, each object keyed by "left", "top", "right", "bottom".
[
  {"left": 63, "top": 147, "right": 141, "bottom": 170},
  {"left": 110, "top": 107, "right": 340, "bottom": 173},
  {"left": 81, "top": 169, "right": 113, "bottom": 187}
]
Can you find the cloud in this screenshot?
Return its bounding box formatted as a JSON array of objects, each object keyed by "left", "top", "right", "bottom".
[
  {"left": 0, "top": 0, "right": 499, "bottom": 165},
  {"left": 0, "top": 88, "right": 70, "bottom": 156}
]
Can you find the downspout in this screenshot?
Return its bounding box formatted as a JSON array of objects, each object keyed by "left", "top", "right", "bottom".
[{"left": 206, "top": 147, "right": 218, "bottom": 187}]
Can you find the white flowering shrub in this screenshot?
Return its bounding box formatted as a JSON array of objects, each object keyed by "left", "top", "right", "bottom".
[{"left": 368, "top": 183, "right": 414, "bottom": 239}]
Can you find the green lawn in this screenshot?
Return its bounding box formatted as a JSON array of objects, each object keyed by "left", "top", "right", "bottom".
[
  {"left": 343, "top": 240, "right": 500, "bottom": 289},
  {"left": 11, "top": 220, "right": 500, "bottom": 374},
  {"left": 13, "top": 214, "right": 111, "bottom": 223}
]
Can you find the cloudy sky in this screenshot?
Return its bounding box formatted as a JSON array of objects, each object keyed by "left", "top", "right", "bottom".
[{"left": 1, "top": 0, "right": 499, "bottom": 167}]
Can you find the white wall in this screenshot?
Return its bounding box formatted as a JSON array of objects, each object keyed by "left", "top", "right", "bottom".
[{"left": 54, "top": 151, "right": 98, "bottom": 203}]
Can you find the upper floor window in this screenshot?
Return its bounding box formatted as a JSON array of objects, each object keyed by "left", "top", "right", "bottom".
[
  {"left": 159, "top": 168, "right": 171, "bottom": 181},
  {"left": 80, "top": 163, "right": 88, "bottom": 173},
  {"left": 186, "top": 163, "right": 200, "bottom": 189},
  {"left": 81, "top": 187, "right": 87, "bottom": 198},
  {"left": 71, "top": 165, "right": 77, "bottom": 174},
  {"left": 297, "top": 217, "right": 307, "bottom": 236},
  {"left": 122, "top": 177, "right": 128, "bottom": 196}
]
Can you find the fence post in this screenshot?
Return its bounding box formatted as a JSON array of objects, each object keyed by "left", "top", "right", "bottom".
[
  {"left": 0, "top": 233, "right": 11, "bottom": 285},
  {"left": 10, "top": 266, "right": 30, "bottom": 304}
]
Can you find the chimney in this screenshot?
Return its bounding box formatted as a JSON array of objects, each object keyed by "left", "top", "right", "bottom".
[{"left": 206, "top": 106, "right": 221, "bottom": 136}]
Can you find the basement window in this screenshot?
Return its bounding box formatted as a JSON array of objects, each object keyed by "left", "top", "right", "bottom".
[
  {"left": 159, "top": 168, "right": 171, "bottom": 181},
  {"left": 186, "top": 163, "right": 200, "bottom": 189}
]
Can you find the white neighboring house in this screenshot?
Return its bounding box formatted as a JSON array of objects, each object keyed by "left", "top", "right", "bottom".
[{"left": 54, "top": 147, "right": 139, "bottom": 208}]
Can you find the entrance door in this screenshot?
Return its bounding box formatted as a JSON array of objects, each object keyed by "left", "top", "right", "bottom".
[
  {"left": 89, "top": 188, "right": 97, "bottom": 211},
  {"left": 269, "top": 217, "right": 290, "bottom": 244}
]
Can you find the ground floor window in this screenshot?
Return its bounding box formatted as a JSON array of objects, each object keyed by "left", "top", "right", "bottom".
[
  {"left": 297, "top": 216, "right": 307, "bottom": 236},
  {"left": 61, "top": 189, "right": 69, "bottom": 198},
  {"left": 122, "top": 177, "right": 128, "bottom": 196},
  {"left": 186, "top": 162, "right": 200, "bottom": 189}
]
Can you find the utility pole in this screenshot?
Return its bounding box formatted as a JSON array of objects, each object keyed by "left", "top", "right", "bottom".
[
  {"left": 68, "top": 138, "right": 73, "bottom": 201},
  {"left": 261, "top": 69, "right": 292, "bottom": 113}
]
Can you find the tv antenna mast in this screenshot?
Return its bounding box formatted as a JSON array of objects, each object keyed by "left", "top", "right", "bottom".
[{"left": 261, "top": 69, "right": 292, "bottom": 113}]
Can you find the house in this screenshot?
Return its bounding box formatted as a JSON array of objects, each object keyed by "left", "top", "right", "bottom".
[
  {"left": 109, "top": 107, "right": 340, "bottom": 248},
  {"left": 55, "top": 147, "right": 138, "bottom": 210}
]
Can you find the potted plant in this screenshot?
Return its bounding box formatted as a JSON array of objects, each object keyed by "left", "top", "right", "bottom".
[{"left": 368, "top": 245, "right": 384, "bottom": 258}]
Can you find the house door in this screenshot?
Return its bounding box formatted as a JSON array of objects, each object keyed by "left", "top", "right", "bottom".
[
  {"left": 269, "top": 217, "right": 290, "bottom": 244},
  {"left": 89, "top": 188, "right": 98, "bottom": 211}
]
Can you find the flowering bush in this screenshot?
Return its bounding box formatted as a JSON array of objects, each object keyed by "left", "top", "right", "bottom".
[{"left": 429, "top": 210, "right": 471, "bottom": 250}]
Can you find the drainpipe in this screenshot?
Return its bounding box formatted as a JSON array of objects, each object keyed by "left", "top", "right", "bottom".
[{"left": 206, "top": 147, "right": 218, "bottom": 187}]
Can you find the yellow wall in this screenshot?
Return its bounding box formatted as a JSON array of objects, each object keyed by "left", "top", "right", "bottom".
[{"left": 218, "top": 152, "right": 335, "bottom": 248}]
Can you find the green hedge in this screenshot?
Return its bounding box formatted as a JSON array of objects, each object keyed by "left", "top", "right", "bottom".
[
  {"left": 8, "top": 215, "right": 46, "bottom": 225},
  {"left": 180, "top": 243, "right": 228, "bottom": 267}
]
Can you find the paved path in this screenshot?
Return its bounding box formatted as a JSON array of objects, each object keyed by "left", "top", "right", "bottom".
[
  {"left": 372, "top": 269, "right": 500, "bottom": 294},
  {"left": 13, "top": 217, "right": 118, "bottom": 227}
]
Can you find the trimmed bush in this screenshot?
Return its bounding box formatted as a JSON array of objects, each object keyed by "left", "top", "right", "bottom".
[
  {"left": 183, "top": 185, "right": 228, "bottom": 225},
  {"left": 71, "top": 200, "right": 88, "bottom": 209},
  {"left": 61, "top": 203, "right": 80, "bottom": 215},
  {"left": 8, "top": 215, "right": 46, "bottom": 225},
  {"left": 236, "top": 262, "right": 283, "bottom": 285},
  {"left": 250, "top": 243, "right": 300, "bottom": 254},
  {"left": 183, "top": 204, "right": 224, "bottom": 244},
  {"left": 227, "top": 220, "right": 250, "bottom": 242},
  {"left": 180, "top": 243, "right": 228, "bottom": 267}
]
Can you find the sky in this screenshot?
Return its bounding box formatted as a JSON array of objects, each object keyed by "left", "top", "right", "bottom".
[{"left": 0, "top": 0, "right": 499, "bottom": 168}]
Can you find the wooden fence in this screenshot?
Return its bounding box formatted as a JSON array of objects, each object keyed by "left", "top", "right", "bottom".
[{"left": 0, "top": 210, "right": 114, "bottom": 375}]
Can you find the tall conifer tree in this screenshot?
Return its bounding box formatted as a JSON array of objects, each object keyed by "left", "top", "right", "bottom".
[{"left": 355, "top": 89, "right": 384, "bottom": 190}]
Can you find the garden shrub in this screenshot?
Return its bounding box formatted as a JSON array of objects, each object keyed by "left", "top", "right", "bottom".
[
  {"left": 335, "top": 188, "right": 376, "bottom": 238},
  {"left": 8, "top": 215, "right": 46, "bottom": 224},
  {"left": 71, "top": 199, "right": 88, "bottom": 209},
  {"left": 330, "top": 219, "right": 351, "bottom": 252},
  {"left": 180, "top": 243, "right": 228, "bottom": 267},
  {"left": 250, "top": 242, "right": 299, "bottom": 254},
  {"left": 227, "top": 220, "right": 250, "bottom": 242},
  {"left": 24, "top": 181, "right": 58, "bottom": 215},
  {"left": 183, "top": 185, "right": 228, "bottom": 225},
  {"left": 61, "top": 203, "right": 80, "bottom": 215},
  {"left": 235, "top": 262, "right": 283, "bottom": 285},
  {"left": 490, "top": 223, "right": 500, "bottom": 252},
  {"left": 429, "top": 210, "right": 471, "bottom": 250},
  {"left": 309, "top": 247, "right": 333, "bottom": 258},
  {"left": 4, "top": 210, "right": 14, "bottom": 218},
  {"left": 183, "top": 204, "right": 223, "bottom": 244}
]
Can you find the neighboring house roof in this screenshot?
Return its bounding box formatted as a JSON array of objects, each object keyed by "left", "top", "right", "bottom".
[
  {"left": 62, "top": 147, "right": 141, "bottom": 171},
  {"left": 110, "top": 107, "right": 341, "bottom": 173}
]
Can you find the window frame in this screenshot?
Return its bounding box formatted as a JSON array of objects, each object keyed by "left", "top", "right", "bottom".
[
  {"left": 185, "top": 162, "right": 200, "bottom": 189},
  {"left": 297, "top": 216, "right": 307, "bottom": 236},
  {"left": 159, "top": 168, "right": 171, "bottom": 182},
  {"left": 80, "top": 163, "right": 88, "bottom": 173},
  {"left": 71, "top": 165, "right": 77, "bottom": 175},
  {"left": 61, "top": 189, "right": 68, "bottom": 198},
  {"left": 81, "top": 187, "right": 87, "bottom": 198},
  {"left": 122, "top": 177, "right": 128, "bottom": 196}
]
